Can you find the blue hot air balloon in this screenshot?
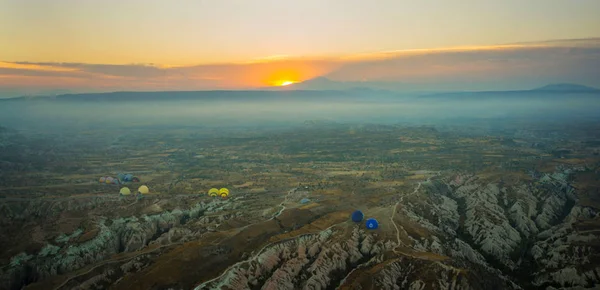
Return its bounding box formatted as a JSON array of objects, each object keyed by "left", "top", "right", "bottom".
[
  {"left": 365, "top": 218, "right": 379, "bottom": 230},
  {"left": 123, "top": 174, "right": 134, "bottom": 182},
  {"left": 351, "top": 210, "right": 364, "bottom": 223}
]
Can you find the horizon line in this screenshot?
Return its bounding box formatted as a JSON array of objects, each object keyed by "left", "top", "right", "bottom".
[{"left": 3, "top": 82, "right": 599, "bottom": 100}]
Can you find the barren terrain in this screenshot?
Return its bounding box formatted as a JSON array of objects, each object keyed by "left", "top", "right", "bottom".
[{"left": 1, "top": 120, "right": 599, "bottom": 290}]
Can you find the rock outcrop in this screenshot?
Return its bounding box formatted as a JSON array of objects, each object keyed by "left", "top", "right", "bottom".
[
  {"left": 530, "top": 205, "right": 600, "bottom": 288},
  {"left": 399, "top": 166, "right": 599, "bottom": 288},
  {"left": 195, "top": 227, "right": 393, "bottom": 290},
  {"left": 0, "top": 199, "right": 229, "bottom": 290}
]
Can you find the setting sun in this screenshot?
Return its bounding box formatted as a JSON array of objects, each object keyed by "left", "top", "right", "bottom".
[{"left": 280, "top": 81, "right": 294, "bottom": 86}]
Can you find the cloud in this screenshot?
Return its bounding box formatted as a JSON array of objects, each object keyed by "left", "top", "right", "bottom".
[
  {"left": 340, "top": 38, "right": 600, "bottom": 61},
  {"left": 326, "top": 38, "right": 600, "bottom": 89},
  {"left": 1, "top": 38, "right": 599, "bottom": 95},
  {"left": 2, "top": 58, "right": 339, "bottom": 86},
  {"left": 0, "top": 61, "right": 79, "bottom": 72}
]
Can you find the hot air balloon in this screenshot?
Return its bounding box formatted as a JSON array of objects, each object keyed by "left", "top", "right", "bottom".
[
  {"left": 117, "top": 173, "right": 125, "bottom": 182},
  {"left": 300, "top": 198, "right": 311, "bottom": 204},
  {"left": 365, "top": 218, "right": 379, "bottom": 230},
  {"left": 138, "top": 185, "right": 149, "bottom": 194},
  {"left": 106, "top": 177, "right": 114, "bottom": 184},
  {"left": 119, "top": 187, "right": 131, "bottom": 196},
  {"left": 351, "top": 210, "right": 364, "bottom": 223},
  {"left": 123, "top": 174, "right": 134, "bottom": 182},
  {"left": 132, "top": 177, "right": 140, "bottom": 183},
  {"left": 208, "top": 188, "right": 219, "bottom": 197},
  {"left": 112, "top": 178, "right": 120, "bottom": 185},
  {"left": 219, "top": 188, "right": 229, "bottom": 198},
  {"left": 99, "top": 177, "right": 106, "bottom": 183}
]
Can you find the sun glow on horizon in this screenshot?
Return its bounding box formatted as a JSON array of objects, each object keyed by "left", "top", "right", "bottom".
[{"left": 280, "top": 81, "right": 294, "bottom": 86}]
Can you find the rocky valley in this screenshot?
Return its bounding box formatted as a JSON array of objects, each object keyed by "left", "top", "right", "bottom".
[{"left": 0, "top": 120, "right": 599, "bottom": 290}]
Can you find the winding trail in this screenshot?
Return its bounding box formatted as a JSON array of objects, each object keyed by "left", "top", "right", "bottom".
[
  {"left": 270, "top": 187, "right": 296, "bottom": 220},
  {"left": 272, "top": 204, "right": 286, "bottom": 218},
  {"left": 390, "top": 180, "right": 423, "bottom": 250},
  {"left": 389, "top": 172, "right": 439, "bottom": 253},
  {"left": 382, "top": 172, "right": 467, "bottom": 278}
]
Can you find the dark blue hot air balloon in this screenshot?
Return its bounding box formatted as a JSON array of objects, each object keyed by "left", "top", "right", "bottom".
[
  {"left": 351, "top": 210, "right": 364, "bottom": 223},
  {"left": 123, "top": 174, "right": 134, "bottom": 182},
  {"left": 365, "top": 218, "right": 379, "bottom": 230}
]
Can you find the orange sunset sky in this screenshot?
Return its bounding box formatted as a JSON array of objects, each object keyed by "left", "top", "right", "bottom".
[{"left": 1, "top": 0, "right": 600, "bottom": 97}]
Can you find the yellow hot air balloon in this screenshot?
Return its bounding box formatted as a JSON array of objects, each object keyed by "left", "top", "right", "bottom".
[
  {"left": 208, "top": 188, "right": 219, "bottom": 197},
  {"left": 119, "top": 187, "right": 131, "bottom": 196},
  {"left": 219, "top": 188, "right": 229, "bottom": 198},
  {"left": 138, "top": 185, "right": 149, "bottom": 194}
]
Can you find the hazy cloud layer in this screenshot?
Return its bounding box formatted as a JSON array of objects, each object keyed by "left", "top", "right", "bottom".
[
  {"left": 1, "top": 38, "right": 599, "bottom": 97},
  {"left": 326, "top": 39, "right": 600, "bottom": 90}
]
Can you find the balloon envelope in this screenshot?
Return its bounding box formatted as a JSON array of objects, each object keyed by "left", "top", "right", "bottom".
[
  {"left": 365, "top": 218, "right": 379, "bottom": 230},
  {"left": 119, "top": 187, "right": 131, "bottom": 195},
  {"left": 105, "top": 177, "right": 114, "bottom": 184},
  {"left": 351, "top": 210, "right": 364, "bottom": 223},
  {"left": 219, "top": 188, "right": 229, "bottom": 198},
  {"left": 124, "top": 174, "right": 134, "bottom": 182},
  {"left": 138, "top": 185, "right": 149, "bottom": 194},
  {"left": 99, "top": 177, "right": 106, "bottom": 183},
  {"left": 208, "top": 188, "right": 219, "bottom": 197}
]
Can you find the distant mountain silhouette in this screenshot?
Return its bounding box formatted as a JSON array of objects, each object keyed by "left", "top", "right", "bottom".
[
  {"left": 283, "top": 77, "right": 364, "bottom": 91},
  {"left": 285, "top": 78, "right": 600, "bottom": 94},
  {"left": 0, "top": 89, "right": 78, "bottom": 99},
  {"left": 293, "top": 76, "right": 337, "bottom": 87},
  {"left": 1, "top": 83, "right": 598, "bottom": 103},
  {"left": 284, "top": 77, "right": 409, "bottom": 92},
  {"left": 0, "top": 89, "right": 388, "bottom": 103},
  {"left": 532, "top": 83, "right": 599, "bottom": 92},
  {"left": 420, "top": 83, "right": 600, "bottom": 100}
]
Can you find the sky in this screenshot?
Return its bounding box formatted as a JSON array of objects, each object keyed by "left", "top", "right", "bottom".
[{"left": 1, "top": 0, "right": 600, "bottom": 97}]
